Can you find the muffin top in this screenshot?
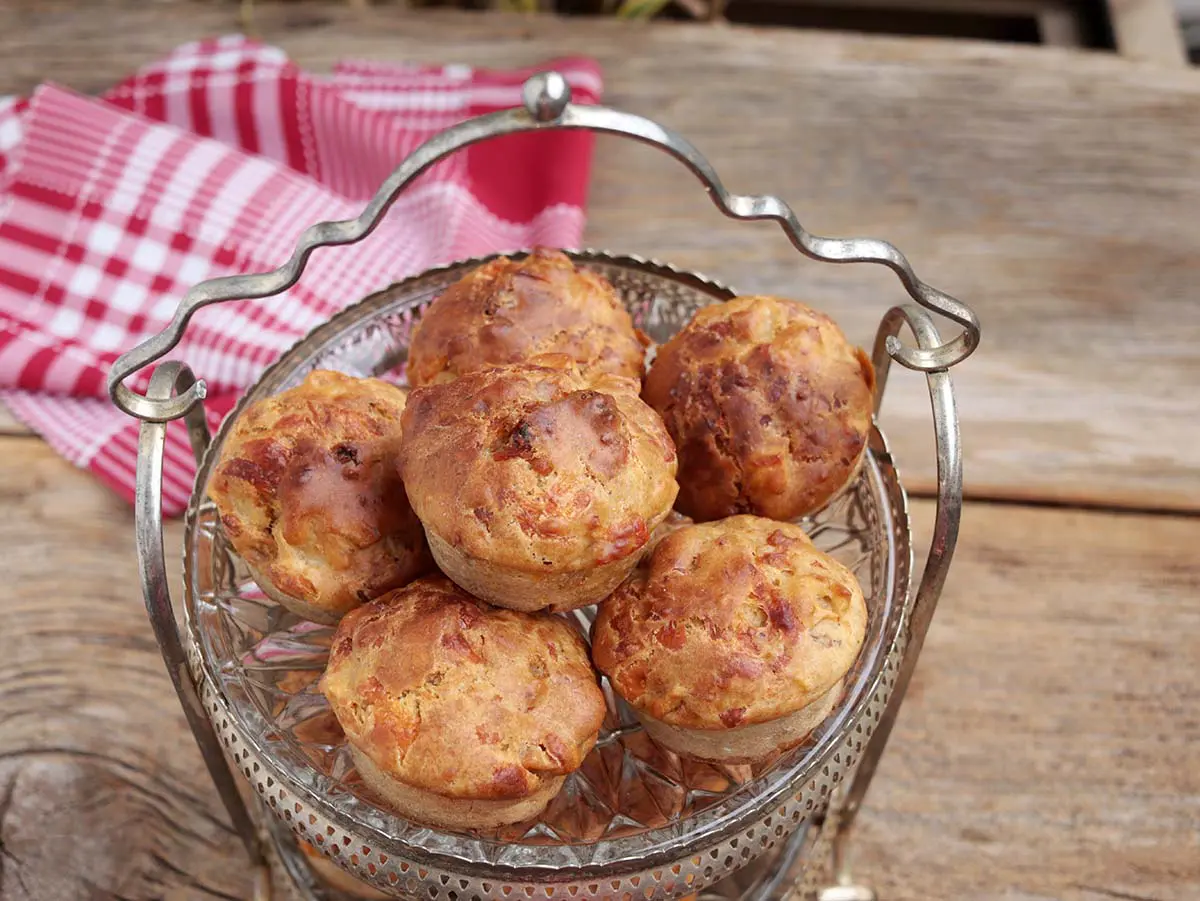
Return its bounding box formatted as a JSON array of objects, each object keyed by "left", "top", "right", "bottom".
[
  {"left": 399, "top": 357, "right": 679, "bottom": 573},
  {"left": 643, "top": 295, "right": 875, "bottom": 522},
  {"left": 321, "top": 575, "right": 606, "bottom": 800},
  {"left": 407, "top": 248, "right": 647, "bottom": 387},
  {"left": 591, "top": 516, "right": 867, "bottom": 730},
  {"left": 209, "top": 370, "right": 430, "bottom": 619}
]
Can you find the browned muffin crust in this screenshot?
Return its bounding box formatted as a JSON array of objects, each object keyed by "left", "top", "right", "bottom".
[
  {"left": 320, "top": 575, "right": 606, "bottom": 802},
  {"left": 407, "top": 248, "right": 648, "bottom": 387},
  {"left": 399, "top": 358, "right": 678, "bottom": 577},
  {"left": 643, "top": 295, "right": 875, "bottom": 522},
  {"left": 208, "top": 370, "right": 431, "bottom": 623},
  {"left": 592, "top": 516, "right": 867, "bottom": 731}
]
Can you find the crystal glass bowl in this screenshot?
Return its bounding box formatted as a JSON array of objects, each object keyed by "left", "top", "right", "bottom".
[{"left": 182, "top": 252, "right": 912, "bottom": 900}]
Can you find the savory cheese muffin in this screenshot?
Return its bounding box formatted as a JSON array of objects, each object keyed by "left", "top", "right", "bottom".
[
  {"left": 406, "top": 248, "right": 647, "bottom": 387},
  {"left": 208, "top": 370, "right": 431, "bottom": 625},
  {"left": 398, "top": 357, "right": 679, "bottom": 612},
  {"left": 643, "top": 295, "right": 875, "bottom": 522},
  {"left": 592, "top": 516, "right": 867, "bottom": 763},
  {"left": 321, "top": 575, "right": 606, "bottom": 829}
]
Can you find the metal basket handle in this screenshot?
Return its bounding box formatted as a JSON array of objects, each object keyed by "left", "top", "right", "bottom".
[
  {"left": 136, "top": 362, "right": 273, "bottom": 901},
  {"left": 108, "top": 71, "right": 979, "bottom": 425},
  {"left": 816, "top": 305, "right": 962, "bottom": 901},
  {"left": 114, "top": 71, "right": 977, "bottom": 901}
]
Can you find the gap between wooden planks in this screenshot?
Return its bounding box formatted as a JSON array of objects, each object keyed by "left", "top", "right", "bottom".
[{"left": 0, "top": 436, "right": 1196, "bottom": 900}]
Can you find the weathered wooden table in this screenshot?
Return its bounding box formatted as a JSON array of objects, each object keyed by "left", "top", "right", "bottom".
[{"left": 1, "top": 3, "right": 1198, "bottom": 900}]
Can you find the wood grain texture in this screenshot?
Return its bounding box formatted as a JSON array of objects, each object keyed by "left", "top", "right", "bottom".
[
  {"left": 1, "top": 3, "right": 1199, "bottom": 511},
  {"left": 1, "top": 439, "right": 1197, "bottom": 901},
  {"left": 0, "top": 438, "right": 299, "bottom": 901}
]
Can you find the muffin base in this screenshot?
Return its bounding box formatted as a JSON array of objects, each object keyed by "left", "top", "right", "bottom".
[
  {"left": 635, "top": 680, "right": 844, "bottom": 764},
  {"left": 351, "top": 746, "right": 564, "bottom": 829},
  {"left": 425, "top": 527, "right": 646, "bottom": 612},
  {"left": 245, "top": 563, "right": 345, "bottom": 626}
]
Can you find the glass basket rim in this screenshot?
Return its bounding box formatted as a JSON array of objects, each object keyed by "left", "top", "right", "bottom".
[{"left": 181, "top": 250, "right": 912, "bottom": 880}]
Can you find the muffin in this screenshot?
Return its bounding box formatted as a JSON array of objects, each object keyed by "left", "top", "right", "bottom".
[
  {"left": 398, "top": 357, "right": 679, "bottom": 612},
  {"left": 209, "top": 370, "right": 431, "bottom": 625},
  {"left": 407, "top": 248, "right": 647, "bottom": 387},
  {"left": 320, "top": 575, "right": 606, "bottom": 829},
  {"left": 643, "top": 295, "right": 875, "bottom": 522},
  {"left": 591, "top": 516, "right": 867, "bottom": 763}
]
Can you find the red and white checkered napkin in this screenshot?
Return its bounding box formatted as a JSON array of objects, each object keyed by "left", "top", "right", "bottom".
[{"left": 0, "top": 37, "right": 602, "bottom": 516}]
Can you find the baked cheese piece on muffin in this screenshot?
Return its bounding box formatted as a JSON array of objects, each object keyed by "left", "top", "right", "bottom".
[
  {"left": 407, "top": 248, "right": 647, "bottom": 387},
  {"left": 643, "top": 295, "right": 875, "bottom": 522},
  {"left": 208, "top": 370, "right": 431, "bottom": 624},
  {"left": 320, "top": 575, "right": 606, "bottom": 829},
  {"left": 398, "top": 357, "right": 678, "bottom": 612},
  {"left": 591, "top": 515, "right": 866, "bottom": 763}
]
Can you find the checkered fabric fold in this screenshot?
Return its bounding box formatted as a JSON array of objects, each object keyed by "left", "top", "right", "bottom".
[{"left": 0, "top": 37, "right": 601, "bottom": 515}]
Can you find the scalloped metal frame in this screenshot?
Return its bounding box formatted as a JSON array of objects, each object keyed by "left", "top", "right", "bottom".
[
  {"left": 108, "top": 71, "right": 979, "bottom": 424},
  {"left": 117, "top": 73, "right": 976, "bottom": 901}
]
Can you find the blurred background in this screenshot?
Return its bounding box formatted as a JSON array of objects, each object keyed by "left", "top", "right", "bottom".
[{"left": 212, "top": 0, "right": 1199, "bottom": 63}]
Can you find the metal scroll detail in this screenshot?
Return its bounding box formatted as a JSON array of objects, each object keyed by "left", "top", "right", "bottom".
[
  {"left": 107, "top": 71, "right": 980, "bottom": 425},
  {"left": 815, "top": 306, "right": 963, "bottom": 901},
  {"left": 135, "top": 363, "right": 273, "bottom": 899}
]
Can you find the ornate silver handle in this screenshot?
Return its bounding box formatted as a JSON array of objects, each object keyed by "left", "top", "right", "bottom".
[
  {"left": 818, "top": 305, "right": 963, "bottom": 901},
  {"left": 108, "top": 71, "right": 980, "bottom": 424},
  {"left": 135, "top": 362, "right": 273, "bottom": 900}
]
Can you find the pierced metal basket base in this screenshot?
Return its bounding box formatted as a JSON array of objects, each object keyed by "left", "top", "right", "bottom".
[
  {"left": 181, "top": 253, "right": 914, "bottom": 901},
  {"left": 261, "top": 800, "right": 830, "bottom": 901}
]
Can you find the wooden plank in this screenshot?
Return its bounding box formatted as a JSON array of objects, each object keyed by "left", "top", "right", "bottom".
[
  {"left": 1108, "top": 0, "right": 1188, "bottom": 65},
  {"left": 856, "top": 496, "right": 1200, "bottom": 901},
  {"left": 727, "top": 0, "right": 1072, "bottom": 19},
  {"left": 0, "top": 438, "right": 1196, "bottom": 899},
  {"left": 1, "top": 3, "right": 1199, "bottom": 514},
  {"left": 0, "top": 438, "right": 252, "bottom": 901}
]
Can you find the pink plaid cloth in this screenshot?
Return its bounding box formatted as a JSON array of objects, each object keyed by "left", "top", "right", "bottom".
[{"left": 0, "top": 37, "right": 601, "bottom": 516}]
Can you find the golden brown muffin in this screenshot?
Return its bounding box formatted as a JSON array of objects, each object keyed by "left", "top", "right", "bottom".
[
  {"left": 209, "top": 370, "right": 431, "bottom": 625},
  {"left": 398, "top": 357, "right": 679, "bottom": 612},
  {"left": 407, "top": 248, "right": 647, "bottom": 387},
  {"left": 643, "top": 295, "right": 875, "bottom": 522},
  {"left": 320, "top": 575, "right": 606, "bottom": 829},
  {"left": 592, "top": 515, "right": 867, "bottom": 763}
]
